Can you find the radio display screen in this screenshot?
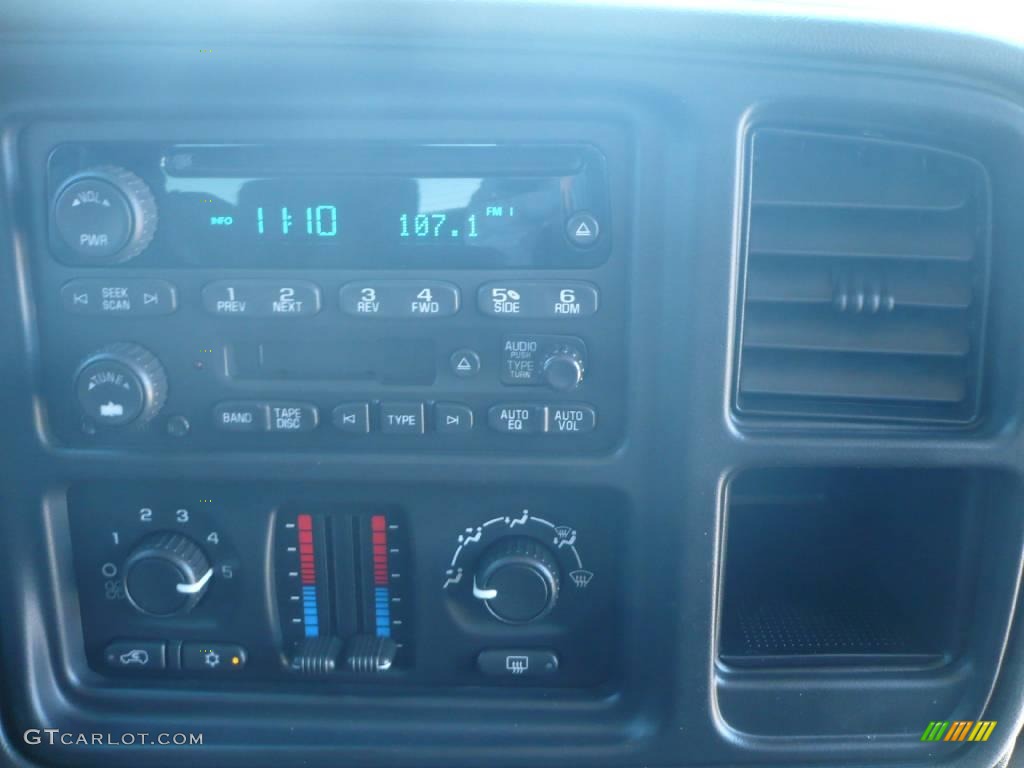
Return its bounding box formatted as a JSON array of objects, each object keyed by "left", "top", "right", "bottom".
[
  {"left": 48, "top": 143, "right": 610, "bottom": 269},
  {"left": 177, "top": 175, "right": 562, "bottom": 250}
]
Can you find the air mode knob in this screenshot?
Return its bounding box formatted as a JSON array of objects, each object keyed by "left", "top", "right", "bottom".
[
  {"left": 74, "top": 342, "right": 167, "bottom": 428},
  {"left": 123, "top": 532, "right": 213, "bottom": 617},
  {"left": 53, "top": 166, "right": 158, "bottom": 265},
  {"left": 473, "top": 537, "right": 560, "bottom": 624}
]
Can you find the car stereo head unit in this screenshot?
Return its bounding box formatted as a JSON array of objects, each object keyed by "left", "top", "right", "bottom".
[
  {"left": 36, "top": 133, "right": 626, "bottom": 455},
  {"left": 48, "top": 142, "right": 610, "bottom": 269}
]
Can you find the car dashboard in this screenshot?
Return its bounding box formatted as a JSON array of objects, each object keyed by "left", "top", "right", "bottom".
[{"left": 1, "top": 2, "right": 1024, "bottom": 767}]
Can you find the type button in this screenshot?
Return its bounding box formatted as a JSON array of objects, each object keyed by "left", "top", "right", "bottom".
[{"left": 380, "top": 402, "right": 426, "bottom": 434}]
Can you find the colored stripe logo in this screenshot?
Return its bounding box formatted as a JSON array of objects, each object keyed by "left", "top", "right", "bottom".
[{"left": 921, "top": 721, "right": 997, "bottom": 742}]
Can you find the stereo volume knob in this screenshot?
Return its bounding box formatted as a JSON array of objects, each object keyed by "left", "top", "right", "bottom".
[
  {"left": 123, "top": 533, "right": 213, "bottom": 617},
  {"left": 473, "top": 537, "right": 560, "bottom": 624},
  {"left": 53, "top": 166, "right": 157, "bottom": 264},
  {"left": 74, "top": 343, "right": 167, "bottom": 428}
]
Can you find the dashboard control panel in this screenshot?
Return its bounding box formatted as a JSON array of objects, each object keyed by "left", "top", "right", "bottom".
[
  {"left": 69, "top": 483, "right": 622, "bottom": 687},
  {"left": 33, "top": 134, "right": 628, "bottom": 454}
]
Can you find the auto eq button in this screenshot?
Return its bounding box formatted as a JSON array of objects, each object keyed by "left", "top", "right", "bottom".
[{"left": 488, "top": 404, "right": 546, "bottom": 434}]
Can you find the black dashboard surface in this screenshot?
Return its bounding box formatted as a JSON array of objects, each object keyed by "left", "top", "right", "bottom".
[{"left": 2, "top": 3, "right": 1024, "bottom": 768}]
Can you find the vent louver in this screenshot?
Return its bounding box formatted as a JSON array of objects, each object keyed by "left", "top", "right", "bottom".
[{"left": 736, "top": 129, "right": 990, "bottom": 425}]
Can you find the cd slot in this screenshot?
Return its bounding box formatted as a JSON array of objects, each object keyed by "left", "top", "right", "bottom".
[
  {"left": 228, "top": 340, "right": 437, "bottom": 385},
  {"left": 163, "top": 144, "right": 589, "bottom": 177}
]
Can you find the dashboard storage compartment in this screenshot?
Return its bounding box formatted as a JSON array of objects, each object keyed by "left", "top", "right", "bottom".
[{"left": 719, "top": 468, "right": 979, "bottom": 668}]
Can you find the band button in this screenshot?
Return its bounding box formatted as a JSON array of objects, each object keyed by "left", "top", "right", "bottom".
[{"left": 213, "top": 402, "right": 269, "bottom": 432}]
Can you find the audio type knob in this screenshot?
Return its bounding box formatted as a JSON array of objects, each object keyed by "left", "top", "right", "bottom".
[
  {"left": 473, "top": 537, "right": 560, "bottom": 624},
  {"left": 542, "top": 348, "right": 585, "bottom": 392},
  {"left": 52, "top": 166, "right": 158, "bottom": 265},
  {"left": 123, "top": 532, "right": 213, "bottom": 617},
  {"left": 74, "top": 343, "right": 167, "bottom": 428}
]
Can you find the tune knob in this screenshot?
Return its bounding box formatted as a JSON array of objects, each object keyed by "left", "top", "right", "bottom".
[
  {"left": 542, "top": 349, "right": 585, "bottom": 392},
  {"left": 74, "top": 343, "right": 168, "bottom": 428},
  {"left": 123, "top": 533, "right": 213, "bottom": 617},
  {"left": 52, "top": 166, "right": 157, "bottom": 265},
  {"left": 473, "top": 537, "right": 560, "bottom": 624}
]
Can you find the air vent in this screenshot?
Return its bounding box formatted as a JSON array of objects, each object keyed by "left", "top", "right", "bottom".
[{"left": 735, "top": 129, "right": 990, "bottom": 425}]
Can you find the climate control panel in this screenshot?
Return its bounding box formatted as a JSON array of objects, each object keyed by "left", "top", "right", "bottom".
[{"left": 69, "top": 483, "right": 621, "bottom": 687}]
